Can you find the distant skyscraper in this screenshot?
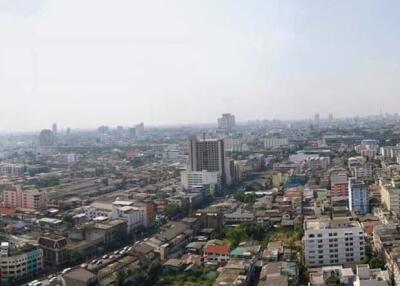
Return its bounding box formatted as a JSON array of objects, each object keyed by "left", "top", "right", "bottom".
[
  {"left": 189, "top": 136, "right": 225, "bottom": 181},
  {"left": 128, "top": 127, "right": 136, "bottom": 138},
  {"left": 66, "top": 127, "right": 71, "bottom": 135},
  {"left": 135, "top": 122, "right": 145, "bottom": 137},
  {"left": 52, "top": 123, "right": 57, "bottom": 136},
  {"left": 97, "top": 126, "right": 109, "bottom": 134},
  {"left": 314, "top": 113, "right": 320, "bottom": 125},
  {"left": 39, "top": 129, "right": 54, "bottom": 147},
  {"left": 329, "top": 113, "right": 333, "bottom": 121},
  {"left": 218, "top": 113, "right": 236, "bottom": 132}
]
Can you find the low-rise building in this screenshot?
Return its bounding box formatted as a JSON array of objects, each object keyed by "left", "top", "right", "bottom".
[{"left": 203, "top": 244, "right": 230, "bottom": 265}]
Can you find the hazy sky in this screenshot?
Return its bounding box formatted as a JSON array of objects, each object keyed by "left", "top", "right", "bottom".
[{"left": 1, "top": 0, "right": 400, "bottom": 131}]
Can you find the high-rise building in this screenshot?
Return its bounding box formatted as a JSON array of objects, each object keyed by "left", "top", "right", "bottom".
[
  {"left": 39, "top": 129, "right": 54, "bottom": 146},
  {"left": 314, "top": 113, "right": 320, "bottom": 125},
  {"left": 218, "top": 113, "right": 236, "bottom": 132},
  {"left": 303, "top": 218, "right": 365, "bottom": 267},
  {"left": 348, "top": 177, "right": 369, "bottom": 214},
  {"left": 52, "top": 123, "right": 57, "bottom": 136},
  {"left": 189, "top": 136, "right": 225, "bottom": 182},
  {"left": 135, "top": 122, "right": 145, "bottom": 137},
  {"left": 328, "top": 113, "right": 334, "bottom": 121},
  {"left": 330, "top": 169, "right": 348, "bottom": 198}
]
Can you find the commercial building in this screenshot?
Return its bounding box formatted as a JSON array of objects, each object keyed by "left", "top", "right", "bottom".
[
  {"left": 180, "top": 170, "right": 222, "bottom": 189},
  {"left": 0, "top": 242, "right": 43, "bottom": 283},
  {"left": 264, "top": 137, "right": 289, "bottom": 149},
  {"left": 303, "top": 218, "right": 365, "bottom": 267},
  {"left": 39, "top": 129, "right": 54, "bottom": 146},
  {"left": 217, "top": 113, "right": 236, "bottom": 132},
  {"left": 188, "top": 137, "right": 225, "bottom": 185},
  {"left": 348, "top": 178, "right": 369, "bottom": 214}
]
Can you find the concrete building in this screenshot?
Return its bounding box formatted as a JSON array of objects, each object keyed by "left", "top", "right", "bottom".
[
  {"left": 2, "top": 185, "right": 48, "bottom": 210},
  {"left": 188, "top": 137, "right": 225, "bottom": 182},
  {"left": 330, "top": 170, "right": 349, "bottom": 197},
  {"left": 217, "top": 113, "right": 236, "bottom": 132},
  {"left": 180, "top": 170, "right": 222, "bottom": 189},
  {"left": 38, "top": 235, "right": 69, "bottom": 269},
  {"left": 303, "top": 218, "right": 365, "bottom": 267},
  {"left": 380, "top": 178, "right": 400, "bottom": 215},
  {"left": 264, "top": 137, "right": 289, "bottom": 149},
  {"left": 0, "top": 242, "right": 43, "bottom": 283},
  {"left": 349, "top": 178, "right": 369, "bottom": 214},
  {"left": 135, "top": 122, "right": 145, "bottom": 137},
  {"left": 39, "top": 129, "right": 54, "bottom": 146},
  {"left": 84, "top": 200, "right": 154, "bottom": 233},
  {"left": 0, "top": 164, "right": 25, "bottom": 177},
  {"left": 203, "top": 244, "right": 230, "bottom": 265}
]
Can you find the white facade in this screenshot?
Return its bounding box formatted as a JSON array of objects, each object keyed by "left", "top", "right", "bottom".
[
  {"left": 84, "top": 200, "right": 146, "bottom": 233},
  {"left": 303, "top": 218, "right": 365, "bottom": 267},
  {"left": 181, "top": 170, "right": 222, "bottom": 189},
  {"left": 264, "top": 137, "right": 289, "bottom": 149}
]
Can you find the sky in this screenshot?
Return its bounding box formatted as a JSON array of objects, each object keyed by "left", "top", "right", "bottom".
[{"left": 0, "top": 0, "right": 400, "bottom": 131}]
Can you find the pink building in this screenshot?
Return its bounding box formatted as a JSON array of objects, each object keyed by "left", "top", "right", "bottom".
[
  {"left": 3, "top": 186, "right": 48, "bottom": 210},
  {"left": 330, "top": 170, "right": 348, "bottom": 197}
]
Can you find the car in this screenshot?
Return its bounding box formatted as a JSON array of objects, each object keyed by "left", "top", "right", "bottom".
[
  {"left": 49, "top": 277, "right": 58, "bottom": 284},
  {"left": 29, "top": 280, "right": 39, "bottom": 286},
  {"left": 81, "top": 263, "right": 88, "bottom": 268},
  {"left": 114, "top": 250, "right": 119, "bottom": 255},
  {"left": 102, "top": 255, "right": 109, "bottom": 259},
  {"left": 62, "top": 267, "right": 72, "bottom": 274},
  {"left": 47, "top": 274, "right": 55, "bottom": 279}
]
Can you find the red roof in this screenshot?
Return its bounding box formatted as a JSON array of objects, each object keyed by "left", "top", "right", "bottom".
[{"left": 204, "top": 244, "right": 230, "bottom": 255}]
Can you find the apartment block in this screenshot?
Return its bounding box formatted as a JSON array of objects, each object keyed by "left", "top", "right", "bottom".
[
  {"left": 303, "top": 218, "right": 365, "bottom": 267},
  {"left": 348, "top": 178, "right": 369, "bottom": 214},
  {"left": 0, "top": 242, "right": 43, "bottom": 283}
]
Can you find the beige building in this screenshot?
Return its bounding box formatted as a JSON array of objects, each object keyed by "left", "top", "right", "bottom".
[{"left": 380, "top": 178, "right": 400, "bottom": 215}]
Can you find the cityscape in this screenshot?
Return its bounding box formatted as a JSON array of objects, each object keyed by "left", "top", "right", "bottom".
[
  {"left": 2, "top": 1, "right": 400, "bottom": 286},
  {"left": 2, "top": 114, "right": 400, "bottom": 286}
]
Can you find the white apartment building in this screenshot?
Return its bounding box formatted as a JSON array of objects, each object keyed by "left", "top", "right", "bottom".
[
  {"left": 303, "top": 218, "right": 365, "bottom": 267},
  {"left": 264, "top": 137, "right": 289, "bottom": 149},
  {"left": 84, "top": 200, "right": 147, "bottom": 233},
  {"left": 180, "top": 170, "right": 222, "bottom": 189}
]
